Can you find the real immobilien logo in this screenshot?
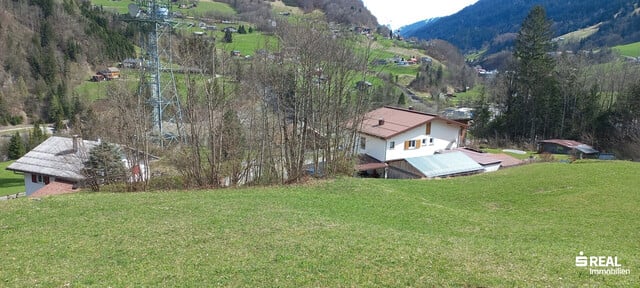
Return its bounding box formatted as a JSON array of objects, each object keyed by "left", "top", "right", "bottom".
[{"left": 576, "top": 251, "right": 631, "bottom": 275}]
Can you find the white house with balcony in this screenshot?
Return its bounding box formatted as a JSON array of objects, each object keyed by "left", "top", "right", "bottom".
[{"left": 355, "top": 106, "right": 471, "bottom": 178}]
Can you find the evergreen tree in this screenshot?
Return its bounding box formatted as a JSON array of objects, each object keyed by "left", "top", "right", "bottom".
[
  {"left": 503, "top": 5, "right": 557, "bottom": 141},
  {"left": 238, "top": 25, "right": 247, "bottom": 34},
  {"left": 8, "top": 132, "right": 26, "bottom": 160},
  {"left": 0, "top": 93, "right": 9, "bottom": 125},
  {"left": 397, "top": 92, "right": 406, "bottom": 105},
  {"left": 248, "top": 26, "right": 253, "bottom": 33},
  {"left": 82, "top": 142, "right": 127, "bottom": 191},
  {"left": 223, "top": 29, "right": 233, "bottom": 43},
  {"left": 28, "top": 121, "right": 48, "bottom": 150}
]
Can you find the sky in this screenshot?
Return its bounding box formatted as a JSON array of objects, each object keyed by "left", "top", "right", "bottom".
[{"left": 361, "top": 0, "right": 479, "bottom": 30}]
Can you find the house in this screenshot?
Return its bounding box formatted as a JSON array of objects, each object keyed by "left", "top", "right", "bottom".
[
  {"left": 6, "top": 136, "right": 99, "bottom": 196},
  {"left": 223, "top": 27, "right": 237, "bottom": 33},
  {"left": 355, "top": 106, "right": 468, "bottom": 178},
  {"left": 6, "top": 136, "right": 152, "bottom": 196},
  {"left": 357, "top": 106, "right": 467, "bottom": 162},
  {"left": 98, "top": 67, "right": 120, "bottom": 80},
  {"left": 537, "top": 139, "right": 599, "bottom": 159}
]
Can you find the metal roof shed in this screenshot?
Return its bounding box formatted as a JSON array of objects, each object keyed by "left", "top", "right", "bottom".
[{"left": 405, "top": 151, "right": 484, "bottom": 178}]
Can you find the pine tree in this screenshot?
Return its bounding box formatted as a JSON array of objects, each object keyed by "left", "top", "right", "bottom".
[
  {"left": 504, "top": 5, "right": 557, "bottom": 140},
  {"left": 397, "top": 92, "right": 406, "bottom": 105},
  {"left": 82, "top": 142, "right": 127, "bottom": 191},
  {"left": 8, "top": 132, "right": 26, "bottom": 160},
  {"left": 223, "top": 29, "right": 233, "bottom": 43},
  {"left": 28, "top": 121, "right": 48, "bottom": 150},
  {"left": 237, "top": 25, "right": 246, "bottom": 34}
]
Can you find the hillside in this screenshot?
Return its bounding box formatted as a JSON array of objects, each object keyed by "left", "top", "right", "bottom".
[
  {"left": 400, "top": 0, "right": 640, "bottom": 53},
  {"left": 0, "top": 0, "right": 134, "bottom": 125},
  {"left": 1, "top": 161, "right": 638, "bottom": 286}
]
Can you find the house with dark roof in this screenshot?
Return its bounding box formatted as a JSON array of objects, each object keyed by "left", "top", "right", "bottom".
[
  {"left": 6, "top": 136, "right": 97, "bottom": 196},
  {"left": 6, "top": 136, "right": 154, "bottom": 196},
  {"left": 537, "top": 139, "right": 599, "bottom": 159}
]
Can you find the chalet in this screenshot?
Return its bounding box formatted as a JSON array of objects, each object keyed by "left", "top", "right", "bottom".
[
  {"left": 98, "top": 67, "right": 120, "bottom": 80},
  {"left": 6, "top": 136, "right": 98, "bottom": 196},
  {"left": 6, "top": 136, "right": 152, "bottom": 197},
  {"left": 537, "top": 139, "right": 599, "bottom": 159},
  {"left": 355, "top": 106, "right": 469, "bottom": 178}
]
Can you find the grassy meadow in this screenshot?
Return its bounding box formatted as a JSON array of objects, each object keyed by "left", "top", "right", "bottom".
[
  {"left": 613, "top": 42, "right": 640, "bottom": 58},
  {"left": 0, "top": 161, "right": 23, "bottom": 196},
  {"left": 1, "top": 161, "right": 638, "bottom": 287}
]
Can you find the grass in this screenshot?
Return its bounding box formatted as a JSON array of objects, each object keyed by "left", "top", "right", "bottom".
[
  {"left": 452, "top": 85, "right": 484, "bottom": 105},
  {"left": 612, "top": 42, "right": 640, "bottom": 58},
  {"left": 90, "top": 0, "right": 236, "bottom": 17},
  {"left": 554, "top": 23, "right": 601, "bottom": 44},
  {"left": 1, "top": 161, "right": 638, "bottom": 286},
  {"left": 177, "top": 1, "right": 236, "bottom": 18},
  {"left": 0, "top": 161, "right": 23, "bottom": 196}
]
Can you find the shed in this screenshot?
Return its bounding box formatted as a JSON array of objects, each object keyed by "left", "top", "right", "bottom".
[
  {"left": 537, "top": 139, "right": 599, "bottom": 159},
  {"left": 388, "top": 151, "right": 484, "bottom": 179}
]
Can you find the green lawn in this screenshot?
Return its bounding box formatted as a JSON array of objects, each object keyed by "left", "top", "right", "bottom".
[
  {"left": 1, "top": 161, "right": 638, "bottom": 286},
  {"left": 613, "top": 42, "right": 640, "bottom": 58},
  {"left": 90, "top": 0, "right": 236, "bottom": 17},
  {"left": 0, "top": 161, "right": 23, "bottom": 196}
]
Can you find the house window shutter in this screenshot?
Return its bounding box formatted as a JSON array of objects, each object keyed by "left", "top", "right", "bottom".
[
  {"left": 416, "top": 140, "right": 421, "bottom": 149},
  {"left": 426, "top": 122, "right": 431, "bottom": 135},
  {"left": 31, "top": 174, "right": 37, "bottom": 183},
  {"left": 404, "top": 141, "right": 410, "bottom": 150},
  {"left": 44, "top": 176, "right": 50, "bottom": 185}
]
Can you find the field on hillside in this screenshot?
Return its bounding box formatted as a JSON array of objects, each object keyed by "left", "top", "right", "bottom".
[
  {"left": 1, "top": 161, "right": 638, "bottom": 287},
  {"left": 613, "top": 42, "right": 640, "bottom": 58},
  {"left": 0, "top": 161, "right": 23, "bottom": 196}
]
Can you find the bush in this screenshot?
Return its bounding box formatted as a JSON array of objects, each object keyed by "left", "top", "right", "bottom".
[{"left": 538, "top": 152, "right": 555, "bottom": 162}]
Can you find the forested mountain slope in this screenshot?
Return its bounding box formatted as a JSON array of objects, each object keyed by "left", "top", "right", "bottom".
[{"left": 401, "top": 0, "right": 640, "bottom": 52}]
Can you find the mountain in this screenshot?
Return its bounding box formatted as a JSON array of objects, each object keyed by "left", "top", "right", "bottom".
[
  {"left": 400, "top": 0, "right": 640, "bottom": 52},
  {"left": 398, "top": 17, "right": 440, "bottom": 38}
]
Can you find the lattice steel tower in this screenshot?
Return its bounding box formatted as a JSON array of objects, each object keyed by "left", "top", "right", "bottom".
[{"left": 128, "top": 0, "right": 183, "bottom": 144}]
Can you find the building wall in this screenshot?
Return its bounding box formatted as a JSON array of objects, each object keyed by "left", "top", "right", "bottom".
[
  {"left": 483, "top": 163, "right": 501, "bottom": 172},
  {"left": 358, "top": 119, "right": 465, "bottom": 162},
  {"left": 356, "top": 135, "right": 388, "bottom": 162},
  {"left": 24, "top": 173, "right": 56, "bottom": 196}
]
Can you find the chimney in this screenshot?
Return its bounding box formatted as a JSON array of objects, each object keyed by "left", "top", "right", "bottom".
[
  {"left": 378, "top": 118, "right": 385, "bottom": 126},
  {"left": 72, "top": 135, "right": 82, "bottom": 152}
]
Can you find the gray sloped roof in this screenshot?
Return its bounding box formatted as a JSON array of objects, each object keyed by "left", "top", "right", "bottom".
[
  {"left": 6, "top": 136, "right": 99, "bottom": 181},
  {"left": 405, "top": 151, "right": 484, "bottom": 178}
]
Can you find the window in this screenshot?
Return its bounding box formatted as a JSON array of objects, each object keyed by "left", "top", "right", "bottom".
[
  {"left": 359, "top": 137, "right": 366, "bottom": 150},
  {"left": 429, "top": 137, "right": 434, "bottom": 145},
  {"left": 31, "top": 174, "right": 37, "bottom": 183},
  {"left": 389, "top": 141, "right": 395, "bottom": 149},
  {"left": 421, "top": 138, "right": 427, "bottom": 145},
  {"left": 405, "top": 140, "right": 417, "bottom": 150},
  {"left": 37, "top": 175, "right": 43, "bottom": 183}
]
